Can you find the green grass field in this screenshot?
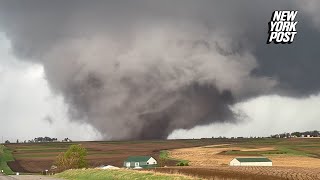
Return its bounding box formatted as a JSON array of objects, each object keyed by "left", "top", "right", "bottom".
[
  {"left": 159, "top": 150, "right": 189, "bottom": 166},
  {"left": 56, "top": 169, "right": 194, "bottom": 180},
  {"left": 0, "top": 145, "right": 14, "bottom": 175}
]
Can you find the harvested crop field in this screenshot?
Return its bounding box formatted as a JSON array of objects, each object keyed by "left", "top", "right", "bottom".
[
  {"left": 169, "top": 138, "right": 320, "bottom": 168},
  {"left": 164, "top": 138, "right": 320, "bottom": 179}
]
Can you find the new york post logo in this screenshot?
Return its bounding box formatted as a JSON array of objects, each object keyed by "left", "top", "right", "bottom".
[{"left": 267, "top": 11, "right": 298, "bottom": 44}]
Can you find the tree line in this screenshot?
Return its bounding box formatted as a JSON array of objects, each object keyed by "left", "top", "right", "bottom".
[
  {"left": 270, "top": 130, "right": 319, "bottom": 138},
  {"left": 4, "top": 137, "right": 72, "bottom": 144}
]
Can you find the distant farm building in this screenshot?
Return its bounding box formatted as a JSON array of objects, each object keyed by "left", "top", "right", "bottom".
[
  {"left": 124, "top": 156, "right": 157, "bottom": 168},
  {"left": 230, "top": 157, "right": 272, "bottom": 166}
]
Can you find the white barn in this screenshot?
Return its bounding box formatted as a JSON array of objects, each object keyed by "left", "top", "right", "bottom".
[{"left": 230, "top": 157, "right": 272, "bottom": 166}]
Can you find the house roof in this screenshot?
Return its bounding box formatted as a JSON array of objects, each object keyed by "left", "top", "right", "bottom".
[
  {"left": 125, "top": 156, "right": 152, "bottom": 162},
  {"left": 235, "top": 157, "right": 272, "bottom": 162}
]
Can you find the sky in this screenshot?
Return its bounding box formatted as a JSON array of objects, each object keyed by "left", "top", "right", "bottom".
[
  {"left": 169, "top": 94, "right": 320, "bottom": 139},
  {"left": 0, "top": 33, "right": 102, "bottom": 142},
  {"left": 0, "top": 1, "right": 319, "bottom": 141}
]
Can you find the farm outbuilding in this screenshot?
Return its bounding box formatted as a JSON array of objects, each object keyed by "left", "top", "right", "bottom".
[
  {"left": 230, "top": 157, "right": 272, "bottom": 166},
  {"left": 124, "top": 156, "right": 157, "bottom": 168}
]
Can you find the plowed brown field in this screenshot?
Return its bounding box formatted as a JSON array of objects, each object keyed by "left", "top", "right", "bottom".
[{"left": 150, "top": 166, "right": 320, "bottom": 180}]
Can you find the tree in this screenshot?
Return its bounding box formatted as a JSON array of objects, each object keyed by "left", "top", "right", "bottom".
[
  {"left": 291, "top": 132, "right": 301, "bottom": 137},
  {"left": 311, "top": 130, "right": 319, "bottom": 137},
  {"left": 64, "top": 144, "right": 87, "bottom": 168},
  {"left": 54, "top": 144, "right": 88, "bottom": 172},
  {"left": 5, "top": 140, "right": 10, "bottom": 144}
]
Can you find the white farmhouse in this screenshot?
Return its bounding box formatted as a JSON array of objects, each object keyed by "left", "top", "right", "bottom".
[
  {"left": 124, "top": 156, "right": 157, "bottom": 168},
  {"left": 230, "top": 157, "right": 272, "bottom": 166}
]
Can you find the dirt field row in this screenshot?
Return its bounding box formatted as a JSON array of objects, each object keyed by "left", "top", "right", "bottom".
[{"left": 150, "top": 166, "right": 320, "bottom": 180}]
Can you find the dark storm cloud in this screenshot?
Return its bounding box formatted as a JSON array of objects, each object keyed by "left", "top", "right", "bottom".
[{"left": 0, "top": 0, "right": 319, "bottom": 139}]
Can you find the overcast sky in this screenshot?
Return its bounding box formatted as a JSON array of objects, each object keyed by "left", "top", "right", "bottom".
[
  {"left": 0, "top": 1, "right": 319, "bottom": 141},
  {"left": 0, "top": 33, "right": 101, "bottom": 142}
]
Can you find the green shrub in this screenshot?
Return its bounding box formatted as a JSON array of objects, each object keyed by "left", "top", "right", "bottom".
[
  {"left": 176, "top": 161, "right": 189, "bottom": 166},
  {"left": 176, "top": 162, "right": 183, "bottom": 166},
  {"left": 54, "top": 144, "right": 88, "bottom": 172}
]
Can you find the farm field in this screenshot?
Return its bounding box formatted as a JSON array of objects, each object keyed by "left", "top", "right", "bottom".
[
  {"left": 2, "top": 138, "right": 320, "bottom": 180},
  {"left": 164, "top": 138, "right": 320, "bottom": 180},
  {"left": 4, "top": 138, "right": 239, "bottom": 173},
  {"left": 168, "top": 138, "right": 320, "bottom": 168},
  {"left": 150, "top": 166, "right": 320, "bottom": 180}
]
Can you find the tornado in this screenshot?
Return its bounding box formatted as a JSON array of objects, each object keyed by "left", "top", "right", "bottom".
[{"left": 0, "top": 0, "right": 319, "bottom": 139}]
